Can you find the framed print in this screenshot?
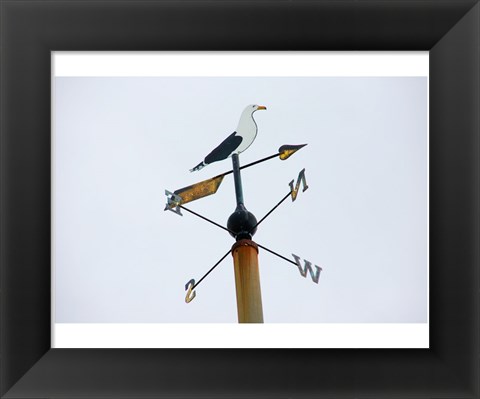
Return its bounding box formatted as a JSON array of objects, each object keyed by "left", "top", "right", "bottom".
[
  {"left": 1, "top": 1, "right": 479, "bottom": 398},
  {"left": 52, "top": 52, "right": 429, "bottom": 349}
]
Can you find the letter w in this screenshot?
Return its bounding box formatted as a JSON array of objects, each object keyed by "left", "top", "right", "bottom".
[
  {"left": 289, "top": 168, "right": 309, "bottom": 202},
  {"left": 292, "top": 254, "right": 322, "bottom": 284}
]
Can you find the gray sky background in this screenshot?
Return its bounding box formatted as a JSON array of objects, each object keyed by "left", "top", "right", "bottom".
[{"left": 54, "top": 76, "right": 428, "bottom": 323}]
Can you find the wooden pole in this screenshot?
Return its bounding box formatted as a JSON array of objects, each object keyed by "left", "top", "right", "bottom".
[{"left": 231, "top": 239, "right": 263, "bottom": 323}]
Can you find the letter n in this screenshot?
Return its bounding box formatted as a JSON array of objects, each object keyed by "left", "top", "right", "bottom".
[
  {"left": 289, "top": 168, "right": 309, "bottom": 202},
  {"left": 292, "top": 254, "right": 322, "bottom": 284}
]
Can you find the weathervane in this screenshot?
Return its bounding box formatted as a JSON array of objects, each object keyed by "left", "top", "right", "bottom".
[{"left": 165, "top": 104, "right": 322, "bottom": 323}]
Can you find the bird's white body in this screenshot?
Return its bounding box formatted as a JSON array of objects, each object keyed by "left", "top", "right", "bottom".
[
  {"left": 234, "top": 106, "right": 259, "bottom": 154},
  {"left": 190, "top": 104, "right": 266, "bottom": 172}
]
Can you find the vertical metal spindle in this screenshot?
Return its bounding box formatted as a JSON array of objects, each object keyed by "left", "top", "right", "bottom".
[{"left": 231, "top": 153, "right": 244, "bottom": 208}]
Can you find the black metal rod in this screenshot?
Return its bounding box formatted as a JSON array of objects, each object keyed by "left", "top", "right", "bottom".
[
  {"left": 209, "top": 144, "right": 307, "bottom": 182},
  {"left": 249, "top": 191, "right": 292, "bottom": 233},
  {"left": 256, "top": 242, "right": 298, "bottom": 266},
  {"left": 231, "top": 153, "right": 244, "bottom": 207},
  {"left": 239, "top": 152, "right": 280, "bottom": 173},
  {"left": 211, "top": 152, "right": 281, "bottom": 181},
  {"left": 178, "top": 204, "right": 233, "bottom": 234},
  {"left": 192, "top": 249, "right": 231, "bottom": 290}
]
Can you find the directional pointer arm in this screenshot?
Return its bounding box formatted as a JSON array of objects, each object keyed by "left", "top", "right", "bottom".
[
  {"left": 185, "top": 248, "right": 232, "bottom": 303},
  {"left": 249, "top": 168, "right": 309, "bottom": 233},
  {"left": 256, "top": 242, "right": 322, "bottom": 285}
]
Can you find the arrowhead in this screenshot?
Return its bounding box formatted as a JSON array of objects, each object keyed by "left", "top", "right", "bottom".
[{"left": 278, "top": 144, "right": 307, "bottom": 160}]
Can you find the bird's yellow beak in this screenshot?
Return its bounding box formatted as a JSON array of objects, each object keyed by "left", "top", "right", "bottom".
[{"left": 257, "top": 105, "right": 267, "bottom": 110}]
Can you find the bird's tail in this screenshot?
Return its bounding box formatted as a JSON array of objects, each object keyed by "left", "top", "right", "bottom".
[{"left": 190, "top": 161, "right": 206, "bottom": 172}]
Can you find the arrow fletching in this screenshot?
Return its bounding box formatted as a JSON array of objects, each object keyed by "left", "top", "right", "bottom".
[
  {"left": 278, "top": 144, "right": 307, "bottom": 160},
  {"left": 165, "top": 174, "right": 225, "bottom": 210}
]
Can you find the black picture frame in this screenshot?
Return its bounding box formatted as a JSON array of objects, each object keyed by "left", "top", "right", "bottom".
[{"left": 1, "top": 0, "right": 479, "bottom": 397}]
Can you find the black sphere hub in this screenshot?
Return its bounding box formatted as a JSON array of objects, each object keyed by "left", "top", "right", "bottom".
[{"left": 227, "top": 204, "right": 258, "bottom": 241}]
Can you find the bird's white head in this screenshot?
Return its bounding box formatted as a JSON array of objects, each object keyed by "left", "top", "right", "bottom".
[
  {"left": 238, "top": 104, "right": 267, "bottom": 127},
  {"left": 238, "top": 104, "right": 267, "bottom": 124},
  {"left": 247, "top": 104, "right": 267, "bottom": 113}
]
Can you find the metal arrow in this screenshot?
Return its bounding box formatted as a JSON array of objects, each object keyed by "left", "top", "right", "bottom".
[{"left": 165, "top": 144, "right": 307, "bottom": 211}]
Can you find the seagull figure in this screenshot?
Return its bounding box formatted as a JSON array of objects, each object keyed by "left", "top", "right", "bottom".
[{"left": 190, "top": 104, "right": 267, "bottom": 172}]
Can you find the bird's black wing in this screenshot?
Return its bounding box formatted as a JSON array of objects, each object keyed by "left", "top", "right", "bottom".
[{"left": 204, "top": 132, "right": 243, "bottom": 165}]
